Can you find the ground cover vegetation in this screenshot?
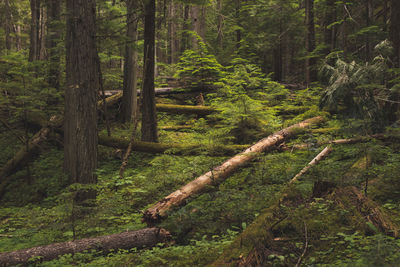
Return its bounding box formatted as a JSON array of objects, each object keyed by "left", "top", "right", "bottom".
[{"left": 0, "top": 0, "right": 400, "bottom": 266}]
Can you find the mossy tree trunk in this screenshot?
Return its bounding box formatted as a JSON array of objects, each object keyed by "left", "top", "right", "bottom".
[
  {"left": 0, "top": 228, "right": 170, "bottom": 266},
  {"left": 142, "top": 0, "right": 158, "bottom": 142},
  {"left": 64, "top": 0, "right": 99, "bottom": 199}
]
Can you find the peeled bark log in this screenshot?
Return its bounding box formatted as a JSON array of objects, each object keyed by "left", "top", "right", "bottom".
[
  {"left": 289, "top": 146, "right": 332, "bottom": 184},
  {"left": 0, "top": 228, "right": 170, "bottom": 266},
  {"left": 143, "top": 116, "right": 325, "bottom": 224}
]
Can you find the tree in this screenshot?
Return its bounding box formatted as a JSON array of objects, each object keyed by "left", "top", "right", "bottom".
[
  {"left": 64, "top": 0, "right": 99, "bottom": 198},
  {"left": 121, "top": 0, "right": 139, "bottom": 123},
  {"left": 46, "top": 0, "right": 61, "bottom": 89},
  {"left": 141, "top": 0, "right": 158, "bottom": 142},
  {"left": 29, "top": 0, "right": 41, "bottom": 61},
  {"left": 390, "top": 0, "right": 400, "bottom": 68},
  {"left": 305, "top": 0, "right": 317, "bottom": 85}
]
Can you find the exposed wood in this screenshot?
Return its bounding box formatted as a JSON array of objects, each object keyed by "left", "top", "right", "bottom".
[
  {"left": 289, "top": 146, "right": 333, "bottom": 184},
  {"left": 143, "top": 116, "right": 325, "bottom": 224},
  {"left": 0, "top": 228, "right": 171, "bottom": 266}
]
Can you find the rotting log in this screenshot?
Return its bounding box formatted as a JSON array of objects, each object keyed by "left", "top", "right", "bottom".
[
  {"left": 98, "top": 135, "right": 248, "bottom": 155},
  {"left": 143, "top": 116, "right": 325, "bottom": 224},
  {"left": 0, "top": 228, "right": 171, "bottom": 266},
  {"left": 156, "top": 104, "right": 215, "bottom": 115},
  {"left": 0, "top": 127, "right": 50, "bottom": 181},
  {"left": 332, "top": 186, "right": 399, "bottom": 237},
  {"left": 211, "top": 156, "right": 398, "bottom": 267}
]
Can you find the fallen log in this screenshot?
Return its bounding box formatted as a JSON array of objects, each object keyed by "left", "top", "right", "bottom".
[
  {"left": 0, "top": 228, "right": 171, "bottom": 266},
  {"left": 99, "top": 135, "right": 248, "bottom": 155},
  {"left": 143, "top": 116, "right": 325, "bottom": 224},
  {"left": 289, "top": 146, "right": 333, "bottom": 185},
  {"left": 0, "top": 127, "right": 50, "bottom": 181},
  {"left": 156, "top": 104, "right": 215, "bottom": 115}
]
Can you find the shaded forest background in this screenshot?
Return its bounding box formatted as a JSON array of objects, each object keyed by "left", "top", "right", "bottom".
[{"left": 1, "top": 0, "right": 400, "bottom": 266}]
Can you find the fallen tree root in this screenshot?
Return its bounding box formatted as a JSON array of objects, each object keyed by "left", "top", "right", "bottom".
[
  {"left": 0, "top": 228, "right": 171, "bottom": 266},
  {"left": 143, "top": 116, "right": 325, "bottom": 224}
]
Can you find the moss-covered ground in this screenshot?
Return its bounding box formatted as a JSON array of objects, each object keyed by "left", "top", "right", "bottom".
[{"left": 1, "top": 83, "right": 400, "bottom": 266}]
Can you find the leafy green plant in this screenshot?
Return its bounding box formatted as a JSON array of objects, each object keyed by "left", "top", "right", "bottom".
[
  {"left": 175, "top": 34, "right": 224, "bottom": 89},
  {"left": 209, "top": 60, "right": 280, "bottom": 143}
]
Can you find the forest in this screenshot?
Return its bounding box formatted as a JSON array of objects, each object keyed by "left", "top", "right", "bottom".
[{"left": 0, "top": 0, "right": 400, "bottom": 266}]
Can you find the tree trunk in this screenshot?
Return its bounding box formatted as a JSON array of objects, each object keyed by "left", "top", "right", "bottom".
[
  {"left": 29, "top": 0, "right": 41, "bottom": 61},
  {"left": 143, "top": 116, "right": 325, "bottom": 223},
  {"left": 122, "top": 0, "right": 139, "bottom": 123},
  {"left": 390, "top": 0, "right": 400, "bottom": 68},
  {"left": 46, "top": 0, "right": 61, "bottom": 89},
  {"left": 142, "top": 0, "right": 158, "bottom": 142},
  {"left": 365, "top": 0, "right": 373, "bottom": 61},
  {"left": 181, "top": 4, "right": 190, "bottom": 52},
  {"left": 168, "top": 2, "right": 179, "bottom": 64},
  {"left": 216, "top": 0, "right": 223, "bottom": 49},
  {"left": 64, "top": 0, "right": 99, "bottom": 189},
  {"left": 235, "top": 0, "right": 241, "bottom": 51},
  {"left": 4, "top": 0, "right": 12, "bottom": 51},
  {"left": 0, "top": 228, "right": 170, "bottom": 266},
  {"left": 324, "top": 0, "right": 337, "bottom": 53},
  {"left": 305, "top": 0, "right": 317, "bottom": 85},
  {"left": 190, "top": 5, "right": 202, "bottom": 49}
]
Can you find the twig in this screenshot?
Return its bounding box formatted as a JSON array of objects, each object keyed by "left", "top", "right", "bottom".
[
  {"left": 295, "top": 222, "right": 308, "bottom": 267},
  {"left": 119, "top": 117, "right": 139, "bottom": 178}
]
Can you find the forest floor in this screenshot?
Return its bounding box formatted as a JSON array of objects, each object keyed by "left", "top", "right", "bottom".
[{"left": 1, "top": 82, "right": 400, "bottom": 266}]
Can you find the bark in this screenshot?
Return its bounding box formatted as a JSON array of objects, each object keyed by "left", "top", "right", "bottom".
[
  {"left": 305, "top": 0, "right": 317, "bottom": 85},
  {"left": 216, "top": 0, "right": 223, "bottom": 49},
  {"left": 29, "top": 0, "right": 41, "bottom": 61},
  {"left": 0, "top": 127, "right": 50, "bottom": 182},
  {"left": 143, "top": 116, "right": 325, "bottom": 223},
  {"left": 0, "top": 228, "right": 171, "bottom": 266},
  {"left": 99, "top": 135, "right": 248, "bottom": 155},
  {"left": 390, "top": 0, "right": 400, "bottom": 68},
  {"left": 46, "top": 0, "right": 61, "bottom": 89},
  {"left": 4, "top": 0, "right": 12, "bottom": 51},
  {"left": 121, "top": 0, "right": 139, "bottom": 123},
  {"left": 156, "top": 104, "right": 215, "bottom": 115},
  {"left": 190, "top": 5, "right": 201, "bottom": 49},
  {"left": 64, "top": 0, "right": 99, "bottom": 186},
  {"left": 289, "top": 146, "right": 333, "bottom": 185},
  {"left": 365, "top": 0, "right": 373, "bottom": 61},
  {"left": 235, "top": 0, "right": 241, "bottom": 51},
  {"left": 168, "top": 2, "right": 179, "bottom": 64},
  {"left": 142, "top": 0, "right": 158, "bottom": 142},
  {"left": 181, "top": 4, "right": 190, "bottom": 52},
  {"left": 324, "top": 0, "right": 337, "bottom": 53},
  {"left": 333, "top": 186, "right": 399, "bottom": 237}
]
